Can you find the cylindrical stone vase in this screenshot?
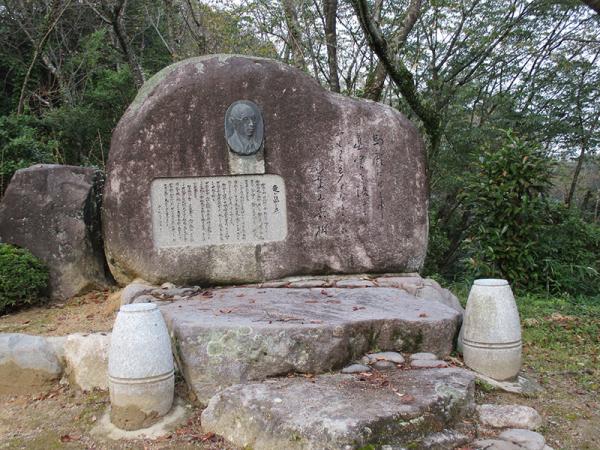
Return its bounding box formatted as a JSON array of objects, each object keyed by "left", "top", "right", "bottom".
[
  {"left": 108, "top": 303, "right": 174, "bottom": 430},
  {"left": 462, "top": 279, "right": 522, "bottom": 381}
]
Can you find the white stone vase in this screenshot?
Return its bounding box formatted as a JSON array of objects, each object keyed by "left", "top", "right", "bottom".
[
  {"left": 108, "top": 303, "right": 174, "bottom": 430},
  {"left": 462, "top": 279, "right": 522, "bottom": 381}
]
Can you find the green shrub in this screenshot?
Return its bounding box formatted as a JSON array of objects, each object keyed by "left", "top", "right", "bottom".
[
  {"left": 459, "top": 130, "right": 600, "bottom": 295},
  {"left": 461, "top": 130, "right": 553, "bottom": 290},
  {"left": 0, "top": 244, "right": 49, "bottom": 314},
  {"left": 537, "top": 205, "right": 600, "bottom": 295}
]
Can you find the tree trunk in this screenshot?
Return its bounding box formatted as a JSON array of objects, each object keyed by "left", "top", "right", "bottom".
[
  {"left": 363, "top": 61, "right": 386, "bottom": 101},
  {"left": 323, "top": 0, "right": 340, "bottom": 92},
  {"left": 565, "top": 142, "right": 586, "bottom": 208},
  {"left": 281, "top": 0, "right": 305, "bottom": 70},
  {"left": 112, "top": 0, "right": 145, "bottom": 88}
]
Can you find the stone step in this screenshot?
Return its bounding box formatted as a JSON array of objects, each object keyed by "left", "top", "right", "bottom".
[
  {"left": 201, "top": 367, "right": 475, "bottom": 450},
  {"left": 159, "top": 287, "right": 461, "bottom": 403}
]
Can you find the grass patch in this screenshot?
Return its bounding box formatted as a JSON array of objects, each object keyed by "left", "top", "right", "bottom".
[{"left": 518, "top": 294, "right": 599, "bottom": 391}]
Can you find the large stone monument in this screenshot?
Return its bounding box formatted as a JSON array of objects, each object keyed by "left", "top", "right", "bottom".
[{"left": 103, "top": 54, "right": 428, "bottom": 286}]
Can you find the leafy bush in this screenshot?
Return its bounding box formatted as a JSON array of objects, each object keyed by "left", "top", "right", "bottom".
[
  {"left": 0, "top": 244, "right": 49, "bottom": 314},
  {"left": 461, "top": 130, "right": 553, "bottom": 289},
  {"left": 537, "top": 205, "right": 600, "bottom": 295},
  {"left": 460, "top": 130, "right": 600, "bottom": 295}
]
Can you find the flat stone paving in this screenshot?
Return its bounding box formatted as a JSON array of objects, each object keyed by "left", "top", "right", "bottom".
[
  {"left": 159, "top": 287, "right": 461, "bottom": 403},
  {"left": 201, "top": 367, "right": 475, "bottom": 450}
]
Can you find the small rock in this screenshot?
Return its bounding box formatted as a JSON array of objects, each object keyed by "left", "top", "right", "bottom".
[
  {"left": 335, "top": 279, "right": 375, "bottom": 288},
  {"left": 498, "top": 429, "right": 545, "bottom": 450},
  {"left": 155, "top": 287, "right": 198, "bottom": 297},
  {"left": 422, "top": 430, "right": 470, "bottom": 449},
  {"left": 121, "top": 282, "right": 155, "bottom": 305},
  {"left": 477, "top": 404, "right": 542, "bottom": 430},
  {"left": 366, "top": 351, "right": 405, "bottom": 364},
  {"left": 341, "top": 364, "right": 371, "bottom": 374},
  {"left": 410, "top": 352, "right": 438, "bottom": 361},
  {"left": 132, "top": 294, "right": 158, "bottom": 304},
  {"left": 543, "top": 446, "right": 554, "bottom": 450},
  {"left": 0, "top": 333, "right": 62, "bottom": 394},
  {"left": 372, "top": 360, "right": 396, "bottom": 370},
  {"left": 161, "top": 282, "right": 176, "bottom": 289},
  {"left": 472, "top": 439, "right": 523, "bottom": 450},
  {"left": 288, "top": 280, "right": 327, "bottom": 288},
  {"left": 471, "top": 371, "right": 544, "bottom": 395},
  {"left": 63, "top": 333, "right": 110, "bottom": 391},
  {"left": 411, "top": 359, "right": 448, "bottom": 368}
]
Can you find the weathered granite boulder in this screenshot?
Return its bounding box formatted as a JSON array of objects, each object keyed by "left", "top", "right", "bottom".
[
  {"left": 0, "top": 333, "right": 62, "bottom": 394},
  {"left": 0, "top": 164, "right": 112, "bottom": 299},
  {"left": 201, "top": 368, "right": 475, "bottom": 450},
  {"left": 103, "top": 54, "right": 428, "bottom": 285}
]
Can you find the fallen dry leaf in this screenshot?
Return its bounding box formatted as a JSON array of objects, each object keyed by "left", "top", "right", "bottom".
[
  {"left": 59, "top": 434, "right": 80, "bottom": 443},
  {"left": 201, "top": 432, "right": 216, "bottom": 441}
]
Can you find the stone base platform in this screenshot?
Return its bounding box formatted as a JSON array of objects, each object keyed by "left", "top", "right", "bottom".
[
  {"left": 159, "top": 286, "right": 461, "bottom": 404},
  {"left": 201, "top": 367, "right": 476, "bottom": 450}
]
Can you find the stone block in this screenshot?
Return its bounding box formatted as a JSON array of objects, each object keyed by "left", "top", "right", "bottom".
[
  {"left": 63, "top": 332, "right": 110, "bottom": 391},
  {"left": 160, "top": 287, "right": 461, "bottom": 403},
  {"left": 0, "top": 333, "right": 62, "bottom": 394},
  {"left": 201, "top": 368, "right": 475, "bottom": 450}
]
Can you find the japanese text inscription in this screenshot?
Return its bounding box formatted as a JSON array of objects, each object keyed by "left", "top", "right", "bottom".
[{"left": 151, "top": 175, "right": 287, "bottom": 247}]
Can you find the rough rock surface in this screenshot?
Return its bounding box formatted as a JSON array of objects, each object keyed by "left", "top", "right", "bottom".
[
  {"left": 410, "top": 352, "right": 438, "bottom": 360},
  {"left": 416, "top": 283, "right": 464, "bottom": 314},
  {"left": 498, "top": 429, "right": 546, "bottom": 450},
  {"left": 201, "top": 368, "right": 475, "bottom": 450},
  {"left": 477, "top": 404, "right": 542, "bottom": 430},
  {"left": 160, "top": 287, "right": 461, "bottom": 403},
  {"left": 472, "top": 439, "right": 524, "bottom": 450},
  {"left": 365, "top": 351, "right": 405, "bottom": 364},
  {"left": 103, "top": 54, "right": 428, "bottom": 285},
  {"left": 341, "top": 364, "right": 370, "bottom": 374},
  {"left": 0, "top": 333, "right": 62, "bottom": 394},
  {"left": 0, "top": 164, "right": 112, "bottom": 299},
  {"left": 63, "top": 333, "right": 110, "bottom": 391}
]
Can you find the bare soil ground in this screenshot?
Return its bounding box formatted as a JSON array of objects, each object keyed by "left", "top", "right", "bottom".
[
  {"left": 0, "top": 381, "right": 233, "bottom": 450},
  {"left": 0, "top": 290, "right": 116, "bottom": 336},
  {"left": 0, "top": 290, "right": 598, "bottom": 449}
]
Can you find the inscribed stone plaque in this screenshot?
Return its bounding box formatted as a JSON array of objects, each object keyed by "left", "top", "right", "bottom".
[{"left": 151, "top": 174, "right": 287, "bottom": 247}]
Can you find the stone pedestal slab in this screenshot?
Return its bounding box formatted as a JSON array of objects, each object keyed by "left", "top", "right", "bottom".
[
  {"left": 201, "top": 368, "right": 475, "bottom": 450},
  {"left": 159, "top": 287, "right": 461, "bottom": 403}
]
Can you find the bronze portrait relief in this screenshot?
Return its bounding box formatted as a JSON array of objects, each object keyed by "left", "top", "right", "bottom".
[{"left": 225, "top": 100, "right": 264, "bottom": 156}]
